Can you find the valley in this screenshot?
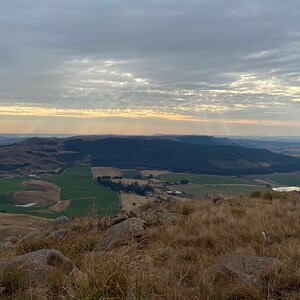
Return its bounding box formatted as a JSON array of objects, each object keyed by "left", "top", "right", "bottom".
[
  {"left": 1, "top": 164, "right": 299, "bottom": 218},
  {"left": 0, "top": 135, "right": 299, "bottom": 218}
]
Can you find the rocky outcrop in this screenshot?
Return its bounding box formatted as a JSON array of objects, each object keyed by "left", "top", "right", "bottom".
[
  {"left": 99, "top": 213, "right": 129, "bottom": 228},
  {"left": 0, "top": 249, "right": 76, "bottom": 284}
]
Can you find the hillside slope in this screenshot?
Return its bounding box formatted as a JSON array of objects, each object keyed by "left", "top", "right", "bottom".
[
  {"left": 62, "top": 137, "right": 300, "bottom": 175},
  {"left": 1, "top": 136, "right": 300, "bottom": 175}
]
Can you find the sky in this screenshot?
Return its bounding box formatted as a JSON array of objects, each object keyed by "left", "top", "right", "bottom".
[{"left": 0, "top": 0, "right": 300, "bottom": 136}]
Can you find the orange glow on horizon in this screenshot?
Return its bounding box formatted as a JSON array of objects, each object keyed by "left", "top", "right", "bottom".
[{"left": 0, "top": 105, "right": 299, "bottom": 128}]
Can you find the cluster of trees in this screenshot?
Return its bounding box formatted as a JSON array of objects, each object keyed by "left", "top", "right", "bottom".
[
  {"left": 101, "top": 175, "right": 123, "bottom": 180},
  {"left": 96, "top": 177, "right": 153, "bottom": 196},
  {"left": 164, "top": 180, "right": 189, "bottom": 185}
]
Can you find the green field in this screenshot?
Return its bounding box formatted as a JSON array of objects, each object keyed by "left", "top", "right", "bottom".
[
  {"left": 264, "top": 174, "right": 300, "bottom": 186},
  {"left": 0, "top": 176, "right": 37, "bottom": 214},
  {"left": 44, "top": 167, "right": 119, "bottom": 217},
  {"left": 156, "top": 172, "right": 270, "bottom": 198},
  {"left": 156, "top": 173, "right": 258, "bottom": 185},
  {"left": 0, "top": 167, "right": 119, "bottom": 218},
  {"left": 174, "top": 184, "right": 269, "bottom": 198},
  {"left": 156, "top": 172, "right": 300, "bottom": 198},
  {"left": 1, "top": 168, "right": 299, "bottom": 217}
]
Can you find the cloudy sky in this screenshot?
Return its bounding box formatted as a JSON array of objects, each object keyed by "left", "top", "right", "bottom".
[{"left": 1, "top": 0, "right": 300, "bottom": 136}]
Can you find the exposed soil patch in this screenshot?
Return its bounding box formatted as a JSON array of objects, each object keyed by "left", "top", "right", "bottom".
[
  {"left": 37, "top": 200, "right": 70, "bottom": 214},
  {"left": 12, "top": 180, "right": 60, "bottom": 207}
]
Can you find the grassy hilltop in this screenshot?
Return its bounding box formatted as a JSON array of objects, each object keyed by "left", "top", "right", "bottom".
[{"left": 0, "top": 192, "right": 299, "bottom": 299}]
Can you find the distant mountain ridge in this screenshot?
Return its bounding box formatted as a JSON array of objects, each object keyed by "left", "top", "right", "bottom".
[{"left": 0, "top": 135, "right": 300, "bottom": 175}]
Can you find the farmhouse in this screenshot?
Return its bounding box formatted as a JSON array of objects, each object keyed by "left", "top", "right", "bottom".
[{"left": 166, "top": 190, "right": 182, "bottom": 195}]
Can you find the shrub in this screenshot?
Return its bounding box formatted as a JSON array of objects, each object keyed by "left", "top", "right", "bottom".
[{"left": 251, "top": 190, "right": 263, "bottom": 198}]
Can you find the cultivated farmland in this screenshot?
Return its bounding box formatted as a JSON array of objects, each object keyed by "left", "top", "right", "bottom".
[
  {"left": 0, "top": 167, "right": 119, "bottom": 218},
  {"left": 155, "top": 172, "right": 271, "bottom": 198}
]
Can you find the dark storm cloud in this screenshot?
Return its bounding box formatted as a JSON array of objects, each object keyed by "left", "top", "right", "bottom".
[{"left": 0, "top": 0, "right": 300, "bottom": 125}]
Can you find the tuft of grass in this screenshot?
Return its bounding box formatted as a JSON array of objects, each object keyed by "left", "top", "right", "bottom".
[
  {"left": 171, "top": 200, "right": 196, "bottom": 215},
  {"left": 70, "top": 252, "right": 136, "bottom": 299},
  {"left": 0, "top": 266, "right": 30, "bottom": 297}
]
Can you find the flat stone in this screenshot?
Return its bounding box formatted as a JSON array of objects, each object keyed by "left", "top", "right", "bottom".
[
  {"left": 101, "top": 218, "right": 146, "bottom": 248},
  {"left": 217, "top": 255, "right": 279, "bottom": 284}
]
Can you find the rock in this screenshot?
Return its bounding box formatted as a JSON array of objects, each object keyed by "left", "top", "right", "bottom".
[
  {"left": 216, "top": 255, "right": 279, "bottom": 284},
  {"left": 52, "top": 216, "right": 69, "bottom": 227},
  {"left": 3, "top": 236, "right": 18, "bottom": 243},
  {"left": 101, "top": 218, "right": 146, "bottom": 248},
  {"left": 0, "top": 241, "right": 14, "bottom": 251},
  {"left": 0, "top": 249, "right": 76, "bottom": 284},
  {"left": 48, "top": 228, "right": 69, "bottom": 239},
  {"left": 106, "top": 214, "right": 129, "bottom": 227}
]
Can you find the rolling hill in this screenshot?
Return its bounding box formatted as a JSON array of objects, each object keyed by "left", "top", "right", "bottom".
[{"left": 0, "top": 136, "right": 300, "bottom": 175}]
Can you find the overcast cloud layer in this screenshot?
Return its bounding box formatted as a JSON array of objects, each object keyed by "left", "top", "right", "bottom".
[{"left": 0, "top": 0, "right": 300, "bottom": 135}]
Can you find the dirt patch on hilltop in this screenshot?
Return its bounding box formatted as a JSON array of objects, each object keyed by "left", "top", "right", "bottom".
[
  {"left": 12, "top": 180, "right": 60, "bottom": 207},
  {"left": 23, "top": 180, "right": 58, "bottom": 191},
  {"left": 37, "top": 200, "right": 70, "bottom": 214}
]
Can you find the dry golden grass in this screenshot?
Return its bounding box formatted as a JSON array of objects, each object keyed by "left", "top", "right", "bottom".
[
  {"left": 1, "top": 192, "right": 300, "bottom": 299},
  {"left": 139, "top": 169, "right": 169, "bottom": 177},
  {"left": 120, "top": 193, "right": 155, "bottom": 212},
  {"left": 91, "top": 167, "right": 123, "bottom": 178},
  {"left": 0, "top": 213, "right": 51, "bottom": 228}
]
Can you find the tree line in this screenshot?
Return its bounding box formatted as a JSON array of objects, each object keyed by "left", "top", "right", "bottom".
[{"left": 96, "top": 177, "right": 153, "bottom": 196}]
